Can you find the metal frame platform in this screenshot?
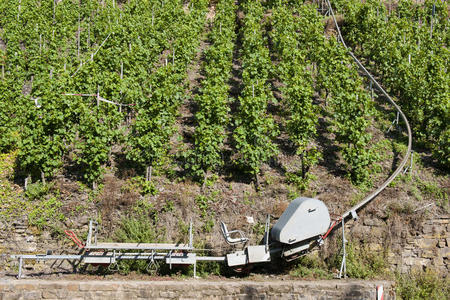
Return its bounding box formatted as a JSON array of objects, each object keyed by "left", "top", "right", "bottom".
[
  {"left": 11, "top": 220, "right": 225, "bottom": 279},
  {"left": 84, "top": 221, "right": 194, "bottom": 251}
]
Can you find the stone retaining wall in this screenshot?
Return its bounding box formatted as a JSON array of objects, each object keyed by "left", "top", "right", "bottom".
[
  {"left": 346, "top": 215, "right": 449, "bottom": 275},
  {"left": 1, "top": 214, "right": 448, "bottom": 276},
  {"left": 0, "top": 279, "right": 394, "bottom": 300}
]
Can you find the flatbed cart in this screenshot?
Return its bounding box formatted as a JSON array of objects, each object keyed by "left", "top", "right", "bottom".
[{"left": 11, "top": 220, "right": 226, "bottom": 278}]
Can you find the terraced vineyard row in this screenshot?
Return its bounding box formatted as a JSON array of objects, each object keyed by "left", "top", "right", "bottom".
[
  {"left": 0, "top": 0, "right": 446, "bottom": 192},
  {"left": 334, "top": 0, "right": 449, "bottom": 167}
]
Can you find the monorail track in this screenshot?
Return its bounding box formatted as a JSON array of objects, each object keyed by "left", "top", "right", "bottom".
[{"left": 324, "top": 0, "right": 413, "bottom": 224}]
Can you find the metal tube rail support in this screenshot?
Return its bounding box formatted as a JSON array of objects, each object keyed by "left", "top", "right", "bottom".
[
  {"left": 189, "top": 221, "right": 193, "bottom": 248},
  {"left": 11, "top": 253, "right": 226, "bottom": 279},
  {"left": 325, "top": 0, "right": 413, "bottom": 222},
  {"left": 338, "top": 218, "right": 347, "bottom": 278},
  {"left": 18, "top": 257, "right": 23, "bottom": 279},
  {"left": 86, "top": 220, "right": 93, "bottom": 247}
]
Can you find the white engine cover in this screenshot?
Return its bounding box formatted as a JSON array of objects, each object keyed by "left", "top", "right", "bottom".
[{"left": 271, "top": 197, "right": 330, "bottom": 244}]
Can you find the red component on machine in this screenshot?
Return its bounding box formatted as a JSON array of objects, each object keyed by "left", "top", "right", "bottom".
[
  {"left": 321, "top": 217, "right": 343, "bottom": 241},
  {"left": 64, "top": 230, "right": 85, "bottom": 249}
]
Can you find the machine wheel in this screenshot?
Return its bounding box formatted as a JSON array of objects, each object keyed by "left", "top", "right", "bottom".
[
  {"left": 231, "top": 264, "right": 253, "bottom": 274},
  {"left": 283, "top": 249, "right": 308, "bottom": 262}
]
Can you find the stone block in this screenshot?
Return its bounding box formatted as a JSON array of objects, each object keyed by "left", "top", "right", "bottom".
[
  {"left": 38, "top": 283, "right": 70, "bottom": 291},
  {"left": 14, "top": 283, "right": 36, "bottom": 290},
  {"left": 367, "top": 243, "right": 383, "bottom": 251},
  {"left": 439, "top": 247, "right": 450, "bottom": 259},
  {"left": 117, "top": 291, "right": 137, "bottom": 299},
  {"left": 398, "top": 264, "right": 410, "bottom": 273},
  {"left": 434, "top": 218, "right": 449, "bottom": 224},
  {"left": 22, "top": 291, "right": 41, "bottom": 300},
  {"left": 269, "top": 284, "right": 292, "bottom": 293},
  {"left": 369, "top": 227, "right": 384, "bottom": 239},
  {"left": 79, "top": 282, "right": 119, "bottom": 291},
  {"left": 344, "top": 289, "right": 363, "bottom": 297},
  {"left": 0, "top": 284, "right": 10, "bottom": 292},
  {"left": 184, "top": 290, "right": 203, "bottom": 298},
  {"left": 41, "top": 290, "right": 57, "bottom": 299},
  {"left": 138, "top": 289, "right": 158, "bottom": 298},
  {"left": 423, "top": 233, "right": 445, "bottom": 239},
  {"left": 401, "top": 249, "right": 414, "bottom": 257},
  {"left": 406, "top": 238, "right": 415, "bottom": 245},
  {"left": 349, "top": 225, "right": 370, "bottom": 238},
  {"left": 422, "top": 224, "right": 434, "bottom": 234},
  {"left": 404, "top": 256, "right": 430, "bottom": 267},
  {"left": 421, "top": 249, "right": 436, "bottom": 259},
  {"left": 121, "top": 283, "right": 139, "bottom": 290},
  {"left": 410, "top": 264, "right": 425, "bottom": 273},
  {"left": 416, "top": 238, "right": 437, "bottom": 249},
  {"left": 65, "top": 283, "right": 80, "bottom": 292},
  {"left": 43, "top": 290, "right": 71, "bottom": 299},
  {"left": 159, "top": 291, "right": 176, "bottom": 298},
  {"left": 1, "top": 292, "right": 22, "bottom": 300},
  {"left": 204, "top": 289, "right": 225, "bottom": 296},
  {"left": 432, "top": 256, "right": 444, "bottom": 266},
  {"left": 437, "top": 266, "right": 448, "bottom": 275},
  {"left": 363, "top": 218, "right": 383, "bottom": 226}
]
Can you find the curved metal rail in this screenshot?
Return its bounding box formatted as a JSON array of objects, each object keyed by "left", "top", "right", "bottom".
[{"left": 324, "top": 0, "right": 413, "bottom": 221}]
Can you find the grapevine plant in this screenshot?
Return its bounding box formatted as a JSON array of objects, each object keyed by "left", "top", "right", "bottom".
[
  {"left": 232, "top": 0, "right": 279, "bottom": 186},
  {"left": 335, "top": 0, "right": 449, "bottom": 167},
  {"left": 185, "top": 0, "right": 237, "bottom": 184}
]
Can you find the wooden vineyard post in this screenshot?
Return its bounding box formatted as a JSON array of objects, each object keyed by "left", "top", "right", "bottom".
[
  {"left": 87, "top": 18, "right": 91, "bottom": 48},
  {"left": 152, "top": 7, "right": 154, "bottom": 27},
  {"left": 97, "top": 86, "right": 100, "bottom": 107},
  {"left": 120, "top": 60, "right": 123, "bottom": 113},
  {"left": 430, "top": 3, "right": 435, "bottom": 39},
  {"left": 370, "top": 80, "right": 373, "bottom": 100},
  {"left": 146, "top": 166, "right": 152, "bottom": 182},
  {"left": 24, "top": 175, "right": 30, "bottom": 190},
  {"left": 77, "top": 13, "right": 81, "bottom": 59},
  {"left": 17, "top": 0, "right": 21, "bottom": 21}
]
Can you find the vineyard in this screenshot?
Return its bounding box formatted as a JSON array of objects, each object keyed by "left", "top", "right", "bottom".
[{"left": 0, "top": 0, "right": 449, "bottom": 283}]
